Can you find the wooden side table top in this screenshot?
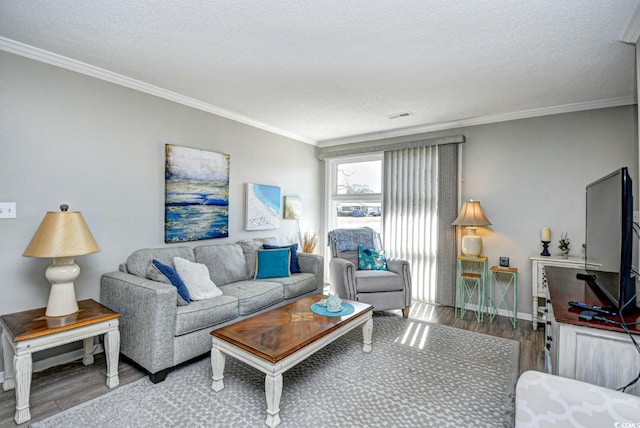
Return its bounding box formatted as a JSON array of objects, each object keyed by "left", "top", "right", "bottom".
[{"left": 0, "top": 299, "right": 120, "bottom": 342}]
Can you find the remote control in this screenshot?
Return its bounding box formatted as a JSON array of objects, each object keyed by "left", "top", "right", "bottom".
[{"left": 568, "top": 301, "right": 617, "bottom": 316}]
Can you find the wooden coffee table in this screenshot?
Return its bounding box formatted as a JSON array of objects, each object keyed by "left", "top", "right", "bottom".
[{"left": 210, "top": 294, "right": 373, "bottom": 428}]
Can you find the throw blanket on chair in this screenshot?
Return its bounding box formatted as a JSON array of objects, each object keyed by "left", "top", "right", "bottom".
[{"left": 328, "top": 227, "right": 381, "bottom": 252}]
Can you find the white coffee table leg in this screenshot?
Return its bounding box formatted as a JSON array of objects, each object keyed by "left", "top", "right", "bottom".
[
  {"left": 104, "top": 329, "right": 120, "bottom": 388},
  {"left": 265, "top": 373, "right": 283, "bottom": 428},
  {"left": 211, "top": 341, "right": 226, "bottom": 392},
  {"left": 14, "top": 353, "right": 32, "bottom": 424},
  {"left": 362, "top": 316, "right": 373, "bottom": 353}
]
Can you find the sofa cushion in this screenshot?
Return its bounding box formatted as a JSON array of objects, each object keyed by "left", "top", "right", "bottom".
[
  {"left": 173, "top": 257, "right": 223, "bottom": 301},
  {"left": 237, "top": 237, "right": 277, "bottom": 278},
  {"left": 219, "top": 280, "right": 283, "bottom": 315},
  {"left": 194, "top": 244, "right": 249, "bottom": 286},
  {"left": 263, "top": 243, "right": 301, "bottom": 273},
  {"left": 147, "top": 260, "right": 191, "bottom": 305},
  {"left": 127, "top": 247, "right": 195, "bottom": 278},
  {"left": 174, "top": 295, "right": 239, "bottom": 336},
  {"left": 355, "top": 270, "right": 404, "bottom": 292},
  {"left": 255, "top": 248, "right": 291, "bottom": 279},
  {"left": 266, "top": 273, "right": 318, "bottom": 299}
]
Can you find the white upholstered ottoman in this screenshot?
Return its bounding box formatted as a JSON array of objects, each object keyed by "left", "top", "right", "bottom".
[{"left": 515, "top": 370, "right": 640, "bottom": 427}]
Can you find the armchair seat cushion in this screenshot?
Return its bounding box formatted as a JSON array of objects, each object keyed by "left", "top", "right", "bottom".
[
  {"left": 355, "top": 270, "right": 404, "bottom": 293},
  {"left": 175, "top": 295, "right": 239, "bottom": 336},
  {"left": 219, "top": 280, "right": 283, "bottom": 315}
]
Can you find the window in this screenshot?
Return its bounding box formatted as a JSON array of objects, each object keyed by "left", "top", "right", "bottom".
[{"left": 326, "top": 154, "right": 383, "bottom": 235}]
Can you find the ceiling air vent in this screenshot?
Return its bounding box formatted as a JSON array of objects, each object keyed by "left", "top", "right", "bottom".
[{"left": 386, "top": 111, "right": 413, "bottom": 120}]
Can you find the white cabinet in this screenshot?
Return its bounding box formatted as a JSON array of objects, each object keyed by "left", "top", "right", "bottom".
[
  {"left": 545, "top": 298, "right": 640, "bottom": 396},
  {"left": 544, "top": 265, "right": 640, "bottom": 397},
  {"left": 530, "top": 255, "right": 593, "bottom": 330}
]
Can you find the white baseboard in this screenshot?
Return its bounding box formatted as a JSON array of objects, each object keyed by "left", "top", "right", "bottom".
[{"left": 0, "top": 344, "right": 103, "bottom": 384}]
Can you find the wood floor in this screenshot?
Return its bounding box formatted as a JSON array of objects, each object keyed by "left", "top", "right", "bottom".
[{"left": 0, "top": 302, "right": 544, "bottom": 428}]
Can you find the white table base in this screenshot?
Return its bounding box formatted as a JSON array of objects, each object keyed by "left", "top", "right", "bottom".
[
  {"left": 1, "top": 319, "right": 120, "bottom": 424},
  {"left": 211, "top": 311, "right": 373, "bottom": 428}
]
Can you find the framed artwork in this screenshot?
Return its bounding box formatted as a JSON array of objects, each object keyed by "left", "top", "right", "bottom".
[
  {"left": 284, "top": 195, "right": 302, "bottom": 220},
  {"left": 165, "top": 144, "right": 230, "bottom": 242},
  {"left": 245, "top": 183, "right": 281, "bottom": 230}
]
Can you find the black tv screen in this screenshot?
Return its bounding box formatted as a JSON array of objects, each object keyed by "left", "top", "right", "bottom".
[{"left": 584, "top": 167, "right": 638, "bottom": 312}]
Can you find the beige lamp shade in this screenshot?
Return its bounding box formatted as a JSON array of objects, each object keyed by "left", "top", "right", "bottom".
[
  {"left": 23, "top": 205, "right": 100, "bottom": 317},
  {"left": 451, "top": 200, "right": 492, "bottom": 227},
  {"left": 452, "top": 200, "right": 492, "bottom": 257},
  {"left": 23, "top": 206, "right": 100, "bottom": 258}
]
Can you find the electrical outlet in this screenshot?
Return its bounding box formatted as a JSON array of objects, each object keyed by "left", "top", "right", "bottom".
[{"left": 0, "top": 202, "right": 16, "bottom": 219}]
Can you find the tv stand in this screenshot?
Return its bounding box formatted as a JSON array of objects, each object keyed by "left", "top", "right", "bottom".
[
  {"left": 529, "top": 255, "right": 599, "bottom": 330},
  {"left": 544, "top": 266, "right": 640, "bottom": 396}
]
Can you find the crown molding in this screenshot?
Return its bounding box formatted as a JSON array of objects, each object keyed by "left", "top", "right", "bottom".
[
  {"left": 0, "top": 37, "right": 317, "bottom": 146},
  {"left": 318, "top": 96, "right": 637, "bottom": 147},
  {"left": 2, "top": 37, "right": 635, "bottom": 149},
  {"left": 621, "top": 2, "right": 640, "bottom": 44}
]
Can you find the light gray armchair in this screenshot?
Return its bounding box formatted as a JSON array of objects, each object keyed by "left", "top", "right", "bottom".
[{"left": 328, "top": 228, "right": 411, "bottom": 318}]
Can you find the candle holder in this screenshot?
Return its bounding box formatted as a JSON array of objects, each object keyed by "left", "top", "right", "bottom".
[{"left": 541, "top": 241, "right": 551, "bottom": 257}]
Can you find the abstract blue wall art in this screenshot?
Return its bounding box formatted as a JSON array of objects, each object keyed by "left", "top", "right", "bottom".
[
  {"left": 245, "top": 183, "right": 281, "bottom": 230},
  {"left": 165, "top": 144, "right": 230, "bottom": 242}
]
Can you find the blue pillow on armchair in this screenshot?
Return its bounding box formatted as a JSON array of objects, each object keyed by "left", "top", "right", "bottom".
[
  {"left": 358, "top": 246, "right": 387, "bottom": 271},
  {"left": 263, "top": 243, "right": 301, "bottom": 273}
]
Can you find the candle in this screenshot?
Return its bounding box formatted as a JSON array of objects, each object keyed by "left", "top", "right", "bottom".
[{"left": 541, "top": 227, "right": 551, "bottom": 242}]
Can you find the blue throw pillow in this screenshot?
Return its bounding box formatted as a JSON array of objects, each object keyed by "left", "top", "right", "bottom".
[
  {"left": 263, "top": 243, "right": 301, "bottom": 273},
  {"left": 150, "top": 259, "right": 191, "bottom": 304},
  {"left": 254, "top": 248, "right": 291, "bottom": 279},
  {"left": 358, "top": 247, "right": 387, "bottom": 271}
]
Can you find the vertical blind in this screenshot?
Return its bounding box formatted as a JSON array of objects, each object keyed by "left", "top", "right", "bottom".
[{"left": 383, "top": 144, "right": 457, "bottom": 304}]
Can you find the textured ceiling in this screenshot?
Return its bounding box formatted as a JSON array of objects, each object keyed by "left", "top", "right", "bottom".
[{"left": 0, "top": 0, "right": 638, "bottom": 145}]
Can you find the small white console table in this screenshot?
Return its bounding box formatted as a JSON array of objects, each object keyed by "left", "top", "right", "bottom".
[{"left": 530, "top": 255, "right": 598, "bottom": 330}]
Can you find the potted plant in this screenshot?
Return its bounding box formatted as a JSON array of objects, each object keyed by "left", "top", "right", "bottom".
[{"left": 558, "top": 232, "right": 570, "bottom": 259}]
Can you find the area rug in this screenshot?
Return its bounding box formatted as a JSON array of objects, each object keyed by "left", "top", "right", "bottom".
[{"left": 32, "top": 313, "right": 520, "bottom": 428}]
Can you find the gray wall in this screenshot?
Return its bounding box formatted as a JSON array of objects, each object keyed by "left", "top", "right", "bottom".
[
  {"left": 321, "top": 106, "right": 637, "bottom": 318},
  {"left": 0, "top": 50, "right": 322, "bottom": 320},
  {"left": 463, "top": 107, "right": 637, "bottom": 317}
]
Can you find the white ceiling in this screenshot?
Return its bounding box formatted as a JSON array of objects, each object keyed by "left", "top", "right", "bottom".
[{"left": 1, "top": 1, "right": 639, "bottom": 146}]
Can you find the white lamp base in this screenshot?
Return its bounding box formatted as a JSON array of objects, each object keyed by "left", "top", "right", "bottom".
[
  {"left": 44, "top": 257, "right": 80, "bottom": 317},
  {"left": 461, "top": 227, "right": 483, "bottom": 257}
]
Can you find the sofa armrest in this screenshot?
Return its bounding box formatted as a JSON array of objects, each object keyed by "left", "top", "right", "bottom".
[
  {"left": 100, "top": 271, "right": 177, "bottom": 375},
  {"left": 387, "top": 258, "right": 412, "bottom": 308},
  {"left": 516, "top": 370, "right": 640, "bottom": 426},
  {"left": 298, "top": 252, "right": 325, "bottom": 293},
  {"left": 329, "top": 258, "right": 357, "bottom": 300}
]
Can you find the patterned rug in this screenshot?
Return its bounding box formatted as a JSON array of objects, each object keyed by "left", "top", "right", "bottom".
[{"left": 32, "top": 313, "right": 519, "bottom": 427}]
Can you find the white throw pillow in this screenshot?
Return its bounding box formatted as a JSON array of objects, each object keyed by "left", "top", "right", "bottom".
[{"left": 173, "top": 257, "right": 223, "bottom": 301}]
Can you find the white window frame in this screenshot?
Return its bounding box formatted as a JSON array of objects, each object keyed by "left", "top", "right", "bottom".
[{"left": 323, "top": 153, "right": 383, "bottom": 251}]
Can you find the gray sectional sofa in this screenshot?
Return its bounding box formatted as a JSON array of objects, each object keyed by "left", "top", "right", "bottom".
[{"left": 100, "top": 237, "right": 324, "bottom": 382}]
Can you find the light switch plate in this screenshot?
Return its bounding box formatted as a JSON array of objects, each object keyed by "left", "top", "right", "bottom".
[{"left": 0, "top": 202, "right": 17, "bottom": 218}]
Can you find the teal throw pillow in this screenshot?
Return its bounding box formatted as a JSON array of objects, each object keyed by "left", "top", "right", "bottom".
[
  {"left": 263, "top": 243, "right": 301, "bottom": 273},
  {"left": 255, "top": 248, "right": 291, "bottom": 279},
  {"left": 148, "top": 260, "right": 191, "bottom": 305},
  {"left": 358, "top": 247, "right": 387, "bottom": 271}
]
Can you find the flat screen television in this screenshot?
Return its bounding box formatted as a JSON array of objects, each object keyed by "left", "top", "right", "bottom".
[{"left": 584, "top": 167, "right": 639, "bottom": 313}]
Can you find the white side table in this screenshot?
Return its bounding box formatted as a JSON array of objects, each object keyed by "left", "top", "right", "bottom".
[{"left": 1, "top": 299, "right": 120, "bottom": 424}]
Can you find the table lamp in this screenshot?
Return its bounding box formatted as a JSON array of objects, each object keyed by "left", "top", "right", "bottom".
[
  {"left": 452, "top": 199, "right": 492, "bottom": 257},
  {"left": 23, "top": 204, "right": 100, "bottom": 317}
]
